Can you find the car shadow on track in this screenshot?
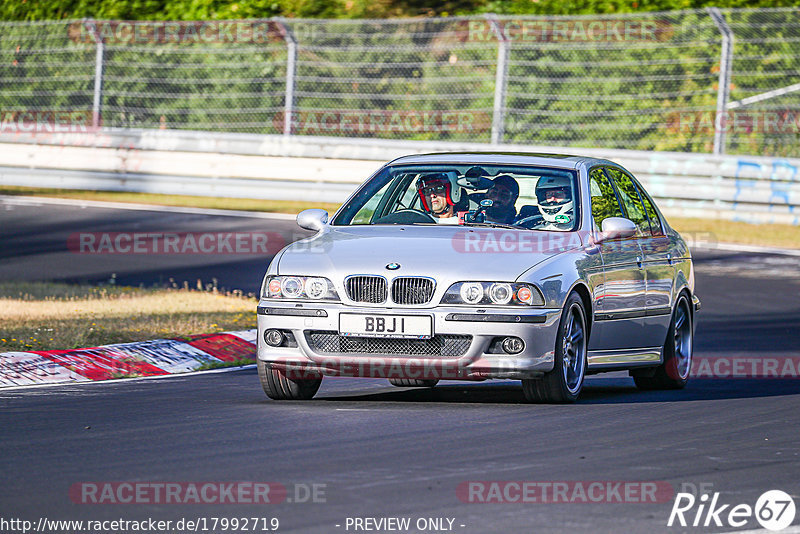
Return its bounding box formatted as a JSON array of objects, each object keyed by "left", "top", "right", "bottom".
[{"left": 311, "top": 378, "right": 800, "bottom": 405}]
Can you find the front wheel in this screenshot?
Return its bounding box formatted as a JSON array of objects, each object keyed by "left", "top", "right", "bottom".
[
  {"left": 634, "top": 294, "right": 693, "bottom": 390},
  {"left": 522, "top": 292, "right": 587, "bottom": 403},
  {"left": 258, "top": 359, "right": 322, "bottom": 400}
]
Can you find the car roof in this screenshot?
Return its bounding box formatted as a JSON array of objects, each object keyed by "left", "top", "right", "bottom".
[{"left": 385, "top": 152, "right": 617, "bottom": 170}]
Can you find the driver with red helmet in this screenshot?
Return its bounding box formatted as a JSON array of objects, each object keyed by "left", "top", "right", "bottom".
[{"left": 416, "top": 172, "right": 465, "bottom": 224}]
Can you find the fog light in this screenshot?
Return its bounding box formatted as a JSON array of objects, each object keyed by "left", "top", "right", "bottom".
[
  {"left": 264, "top": 329, "right": 285, "bottom": 347},
  {"left": 502, "top": 336, "right": 524, "bottom": 354}
]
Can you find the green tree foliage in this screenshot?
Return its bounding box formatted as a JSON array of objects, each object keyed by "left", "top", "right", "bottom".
[
  {"left": 1, "top": 8, "right": 798, "bottom": 156},
  {"left": 3, "top": 0, "right": 799, "bottom": 21}
]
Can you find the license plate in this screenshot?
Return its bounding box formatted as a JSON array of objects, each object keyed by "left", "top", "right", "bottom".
[{"left": 339, "top": 313, "right": 432, "bottom": 339}]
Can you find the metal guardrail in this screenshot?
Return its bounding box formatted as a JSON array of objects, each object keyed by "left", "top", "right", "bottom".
[{"left": 0, "top": 128, "right": 798, "bottom": 225}]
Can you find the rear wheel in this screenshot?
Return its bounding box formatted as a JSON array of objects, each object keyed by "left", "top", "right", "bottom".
[
  {"left": 258, "top": 359, "right": 322, "bottom": 400},
  {"left": 522, "top": 292, "right": 587, "bottom": 403},
  {"left": 634, "top": 294, "right": 693, "bottom": 390},
  {"left": 388, "top": 378, "right": 439, "bottom": 388}
]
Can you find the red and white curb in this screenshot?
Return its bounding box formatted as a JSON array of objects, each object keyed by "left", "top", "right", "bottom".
[{"left": 0, "top": 330, "right": 257, "bottom": 388}]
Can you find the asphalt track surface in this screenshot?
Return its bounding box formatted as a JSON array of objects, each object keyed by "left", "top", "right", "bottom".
[{"left": 1, "top": 198, "right": 799, "bottom": 533}]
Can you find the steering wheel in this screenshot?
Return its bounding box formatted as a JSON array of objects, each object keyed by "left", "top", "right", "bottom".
[
  {"left": 374, "top": 209, "right": 436, "bottom": 224},
  {"left": 513, "top": 214, "right": 545, "bottom": 229}
]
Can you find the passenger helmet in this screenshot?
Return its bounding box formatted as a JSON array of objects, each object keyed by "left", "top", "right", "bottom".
[{"left": 536, "top": 175, "right": 574, "bottom": 223}]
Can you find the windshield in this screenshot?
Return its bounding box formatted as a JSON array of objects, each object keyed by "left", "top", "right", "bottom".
[{"left": 332, "top": 164, "right": 580, "bottom": 232}]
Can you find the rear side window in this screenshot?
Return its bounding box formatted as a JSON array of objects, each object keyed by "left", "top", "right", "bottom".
[
  {"left": 605, "top": 168, "right": 650, "bottom": 237},
  {"left": 635, "top": 183, "right": 664, "bottom": 236},
  {"left": 588, "top": 167, "right": 623, "bottom": 231}
]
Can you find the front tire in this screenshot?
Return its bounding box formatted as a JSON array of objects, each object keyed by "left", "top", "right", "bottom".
[
  {"left": 522, "top": 292, "right": 587, "bottom": 403},
  {"left": 388, "top": 378, "right": 439, "bottom": 388},
  {"left": 258, "top": 359, "right": 322, "bottom": 400},
  {"left": 634, "top": 294, "right": 693, "bottom": 390}
]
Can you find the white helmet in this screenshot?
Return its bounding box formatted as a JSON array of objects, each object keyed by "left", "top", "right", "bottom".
[{"left": 536, "top": 175, "right": 574, "bottom": 224}]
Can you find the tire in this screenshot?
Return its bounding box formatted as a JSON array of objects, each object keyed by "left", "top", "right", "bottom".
[
  {"left": 388, "top": 378, "right": 439, "bottom": 388},
  {"left": 522, "top": 292, "right": 588, "bottom": 403},
  {"left": 634, "top": 293, "right": 693, "bottom": 390},
  {"left": 257, "top": 359, "right": 322, "bottom": 400}
]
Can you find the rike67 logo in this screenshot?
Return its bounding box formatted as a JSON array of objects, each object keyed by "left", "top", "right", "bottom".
[{"left": 668, "top": 489, "right": 796, "bottom": 531}]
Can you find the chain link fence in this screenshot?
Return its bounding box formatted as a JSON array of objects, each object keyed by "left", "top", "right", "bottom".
[{"left": 0, "top": 9, "right": 798, "bottom": 157}]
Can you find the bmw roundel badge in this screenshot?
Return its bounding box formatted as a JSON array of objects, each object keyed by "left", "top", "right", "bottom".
[{"left": 386, "top": 263, "right": 401, "bottom": 270}]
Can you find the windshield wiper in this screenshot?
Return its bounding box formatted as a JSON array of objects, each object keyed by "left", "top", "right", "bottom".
[{"left": 461, "top": 222, "right": 525, "bottom": 230}]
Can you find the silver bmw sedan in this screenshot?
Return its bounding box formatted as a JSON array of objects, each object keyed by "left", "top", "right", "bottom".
[{"left": 256, "top": 153, "right": 700, "bottom": 403}]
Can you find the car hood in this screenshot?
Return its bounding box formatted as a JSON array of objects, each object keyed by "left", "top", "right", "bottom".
[{"left": 277, "top": 225, "right": 585, "bottom": 284}]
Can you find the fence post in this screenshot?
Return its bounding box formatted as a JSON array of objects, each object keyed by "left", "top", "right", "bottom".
[
  {"left": 277, "top": 19, "right": 297, "bottom": 137},
  {"left": 486, "top": 15, "right": 509, "bottom": 145},
  {"left": 707, "top": 8, "right": 734, "bottom": 156},
  {"left": 86, "top": 19, "right": 104, "bottom": 129}
]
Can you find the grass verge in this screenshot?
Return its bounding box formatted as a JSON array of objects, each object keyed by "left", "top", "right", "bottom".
[
  {"left": 0, "top": 281, "right": 256, "bottom": 353},
  {"left": 195, "top": 358, "right": 256, "bottom": 371},
  {"left": 667, "top": 217, "right": 800, "bottom": 250},
  {"left": 0, "top": 185, "right": 342, "bottom": 216}
]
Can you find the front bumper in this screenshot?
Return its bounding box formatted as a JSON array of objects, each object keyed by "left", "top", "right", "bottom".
[{"left": 256, "top": 301, "right": 561, "bottom": 380}]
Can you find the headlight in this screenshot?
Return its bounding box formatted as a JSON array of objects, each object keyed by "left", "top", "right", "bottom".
[
  {"left": 459, "top": 282, "right": 484, "bottom": 304},
  {"left": 304, "top": 277, "right": 328, "bottom": 299},
  {"left": 441, "top": 282, "right": 544, "bottom": 307},
  {"left": 280, "top": 276, "right": 304, "bottom": 299},
  {"left": 488, "top": 283, "right": 513, "bottom": 305},
  {"left": 262, "top": 275, "right": 340, "bottom": 301}
]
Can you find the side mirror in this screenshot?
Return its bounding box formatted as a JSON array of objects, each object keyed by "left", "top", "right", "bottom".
[
  {"left": 597, "top": 217, "right": 637, "bottom": 242},
  {"left": 296, "top": 209, "right": 329, "bottom": 232}
]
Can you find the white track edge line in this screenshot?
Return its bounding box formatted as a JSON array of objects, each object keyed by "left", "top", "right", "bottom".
[
  {"left": 694, "top": 242, "right": 800, "bottom": 257},
  {"left": 0, "top": 195, "right": 297, "bottom": 220}
]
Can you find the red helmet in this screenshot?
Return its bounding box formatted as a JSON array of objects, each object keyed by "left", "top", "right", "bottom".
[{"left": 416, "top": 172, "right": 461, "bottom": 213}]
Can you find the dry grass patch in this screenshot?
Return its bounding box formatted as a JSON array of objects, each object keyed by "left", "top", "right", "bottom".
[
  {"left": 0, "top": 282, "right": 256, "bottom": 353},
  {"left": 667, "top": 217, "right": 800, "bottom": 250}
]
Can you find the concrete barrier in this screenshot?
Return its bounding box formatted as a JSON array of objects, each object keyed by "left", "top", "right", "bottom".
[{"left": 1, "top": 128, "right": 797, "bottom": 224}]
